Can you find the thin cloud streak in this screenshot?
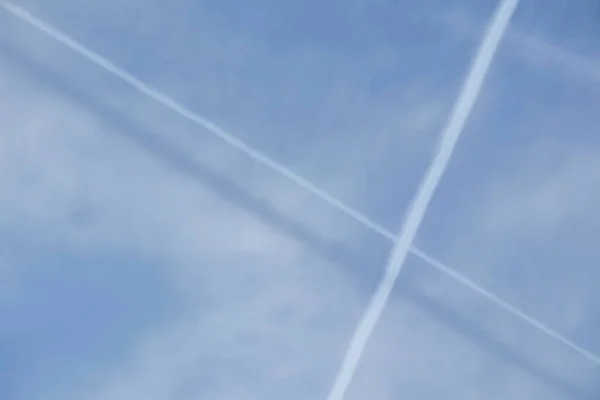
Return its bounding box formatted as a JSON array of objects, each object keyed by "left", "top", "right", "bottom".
[
  {"left": 0, "top": 1, "right": 392, "bottom": 242},
  {"left": 412, "top": 248, "right": 600, "bottom": 367},
  {"left": 508, "top": 31, "right": 600, "bottom": 84},
  {"left": 2, "top": 0, "right": 599, "bottom": 375},
  {"left": 438, "top": 4, "right": 600, "bottom": 85},
  {"left": 325, "top": 1, "right": 519, "bottom": 399},
  {"left": 396, "top": 276, "right": 595, "bottom": 400}
]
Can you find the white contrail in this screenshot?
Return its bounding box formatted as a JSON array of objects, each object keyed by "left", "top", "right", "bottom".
[
  {"left": 437, "top": 5, "right": 600, "bottom": 86},
  {"left": 325, "top": 1, "right": 520, "bottom": 399},
  {"left": 0, "top": 1, "right": 393, "bottom": 241},
  {"left": 3, "top": 0, "right": 599, "bottom": 371},
  {"left": 411, "top": 248, "right": 600, "bottom": 366}
]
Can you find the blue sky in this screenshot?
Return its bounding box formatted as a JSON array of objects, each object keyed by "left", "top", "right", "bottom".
[{"left": 1, "top": 0, "right": 599, "bottom": 399}]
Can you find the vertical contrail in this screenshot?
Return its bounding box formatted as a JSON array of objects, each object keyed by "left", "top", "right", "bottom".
[{"left": 325, "top": 1, "right": 520, "bottom": 399}]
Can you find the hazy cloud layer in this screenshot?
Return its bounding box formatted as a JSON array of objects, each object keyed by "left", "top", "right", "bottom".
[{"left": 1, "top": 1, "right": 599, "bottom": 399}]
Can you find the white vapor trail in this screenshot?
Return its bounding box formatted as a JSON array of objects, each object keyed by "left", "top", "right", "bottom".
[
  {"left": 325, "top": 1, "right": 520, "bottom": 399},
  {"left": 3, "top": 0, "right": 599, "bottom": 373}
]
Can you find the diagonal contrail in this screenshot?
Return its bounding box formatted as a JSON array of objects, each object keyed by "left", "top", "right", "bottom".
[
  {"left": 325, "top": 1, "right": 520, "bottom": 399},
  {"left": 0, "top": 0, "right": 393, "bottom": 240},
  {"left": 3, "top": 0, "right": 599, "bottom": 372}
]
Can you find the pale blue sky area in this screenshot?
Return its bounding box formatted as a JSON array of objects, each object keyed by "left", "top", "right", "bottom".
[{"left": 1, "top": 1, "right": 599, "bottom": 399}]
